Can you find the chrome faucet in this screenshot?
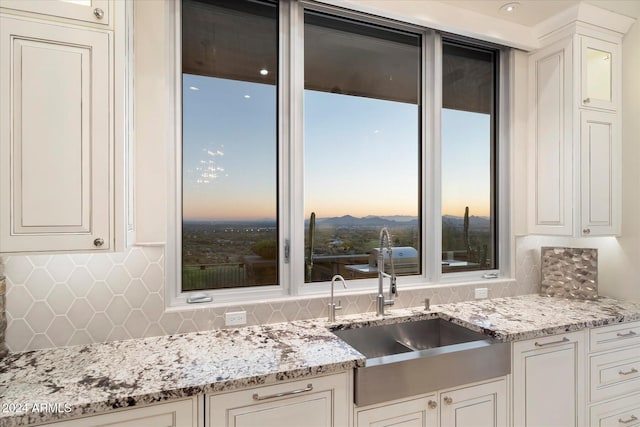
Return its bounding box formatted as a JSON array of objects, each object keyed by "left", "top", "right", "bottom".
[
  {"left": 376, "top": 227, "right": 398, "bottom": 316},
  {"left": 328, "top": 274, "right": 348, "bottom": 322}
]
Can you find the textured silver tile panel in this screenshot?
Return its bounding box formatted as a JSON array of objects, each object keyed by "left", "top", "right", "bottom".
[{"left": 541, "top": 246, "right": 598, "bottom": 299}]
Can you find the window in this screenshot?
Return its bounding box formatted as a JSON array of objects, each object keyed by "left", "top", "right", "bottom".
[
  {"left": 441, "top": 40, "right": 498, "bottom": 274},
  {"left": 174, "top": 0, "right": 506, "bottom": 302},
  {"left": 303, "top": 11, "right": 422, "bottom": 283},
  {"left": 181, "top": 0, "right": 279, "bottom": 291}
]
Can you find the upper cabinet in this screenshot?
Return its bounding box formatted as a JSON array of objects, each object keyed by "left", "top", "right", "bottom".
[
  {"left": 0, "top": 0, "right": 129, "bottom": 254},
  {"left": 0, "top": 0, "right": 111, "bottom": 27},
  {"left": 580, "top": 37, "right": 618, "bottom": 111},
  {"left": 528, "top": 13, "right": 631, "bottom": 237}
]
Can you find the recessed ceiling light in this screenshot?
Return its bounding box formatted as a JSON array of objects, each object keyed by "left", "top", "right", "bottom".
[
  {"left": 188, "top": 86, "right": 200, "bottom": 91},
  {"left": 499, "top": 2, "right": 520, "bottom": 13},
  {"left": 244, "top": 95, "right": 251, "bottom": 99},
  {"left": 259, "top": 68, "right": 269, "bottom": 76}
]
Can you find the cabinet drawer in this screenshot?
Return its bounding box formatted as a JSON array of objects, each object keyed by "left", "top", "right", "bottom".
[
  {"left": 590, "top": 321, "right": 640, "bottom": 352},
  {"left": 590, "top": 392, "right": 640, "bottom": 427},
  {"left": 590, "top": 345, "right": 640, "bottom": 402}
]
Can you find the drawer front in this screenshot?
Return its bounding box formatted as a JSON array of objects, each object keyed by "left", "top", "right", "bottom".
[
  {"left": 590, "top": 345, "right": 640, "bottom": 402},
  {"left": 590, "top": 392, "right": 640, "bottom": 427},
  {"left": 590, "top": 321, "right": 640, "bottom": 352}
]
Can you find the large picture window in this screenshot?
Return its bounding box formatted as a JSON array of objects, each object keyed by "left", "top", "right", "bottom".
[
  {"left": 176, "top": 0, "right": 505, "bottom": 300},
  {"left": 303, "top": 11, "right": 421, "bottom": 283},
  {"left": 441, "top": 40, "right": 498, "bottom": 274},
  {"left": 181, "top": 0, "right": 278, "bottom": 291}
]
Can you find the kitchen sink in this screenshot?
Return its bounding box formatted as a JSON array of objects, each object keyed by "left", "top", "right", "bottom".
[{"left": 332, "top": 318, "right": 510, "bottom": 406}]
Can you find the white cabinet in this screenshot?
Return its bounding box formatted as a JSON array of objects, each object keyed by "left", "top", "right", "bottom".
[
  {"left": 206, "top": 372, "right": 350, "bottom": 427},
  {"left": 588, "top": 322, "right": 640, "bottom": 426},
  {"left": 40, "top": 397, "right": 199, "bottom": 426},
  {"left": 580, "top": 36, "right": 618, "bottom": 112},
  {"left": 354, "top": 378, "right": 507, "bottom": 427},
  {"left": 580, "top": 110, "right": 620, "bottom": 236},
  {"left": 439, "top": 379, "right": 507, "bottom": 427},
  {"left": 0, "top": 0, "right": 111, "bottom": 27},
  {"left": 512, "top": 331, "right": 586, "bottom": 427},
  {"left": 356, "top": 395, "right": 438, "bottom": 427},
  {"left": 0, "top": 0, "right": 127, "bottom": 253},
  {"left": 528, "top": 27, "right": 625, "bottom": 236}
]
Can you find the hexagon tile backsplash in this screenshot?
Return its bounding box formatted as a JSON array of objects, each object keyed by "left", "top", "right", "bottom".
[{"left": 3, "top": 240, "right": 540, "bottom": 352}]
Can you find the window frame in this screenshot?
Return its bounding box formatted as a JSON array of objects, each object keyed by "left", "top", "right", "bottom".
[{"left": 166, "top": 0, "right": 512, "bottom": 308}]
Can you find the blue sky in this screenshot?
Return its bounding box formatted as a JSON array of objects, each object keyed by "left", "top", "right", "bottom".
[{"left": 182, "top": 74, "right": 491, "bottom": 221}]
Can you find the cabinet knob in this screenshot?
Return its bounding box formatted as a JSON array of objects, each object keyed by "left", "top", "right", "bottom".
[
  {"left": 93, "top": 8, "right": 105, "bottom": 19},
  {"left": 443, "top": 396, "right": 453, "bottom": 405},
  {"left": 583, "top": 97, "right": 591, "bottom": 104},
  {"left": 93, "top": 238, "right": 104, "bottom": 247},
  {"left": 428, "top": 400, "right": 437, "bottom": 409},
  {"left": 583, "top": 228, "right": 591, "bottom": 235}
]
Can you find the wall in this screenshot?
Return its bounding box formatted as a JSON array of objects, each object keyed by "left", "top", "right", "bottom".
[
  {"left": 3, "top": 246, "right": 539, "bottom": 352},
  {"left": 3, "top": 2, "right": 638, "bottom": 353}
]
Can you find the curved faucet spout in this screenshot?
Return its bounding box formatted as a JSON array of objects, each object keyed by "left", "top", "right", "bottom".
[
  {"left": 377, "top": 227, "right": 397, "bottom": 316},
  {"left": 328, "top": 275, "right": 348, "bottom": 322}
]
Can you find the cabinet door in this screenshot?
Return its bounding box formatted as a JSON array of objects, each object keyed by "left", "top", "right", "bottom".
[
  {"left": 580, "top": 110, "right": 620, "bottom": 236},
  {"left": 528, "top": 38, "right": 573, "bottom": 235},
  {"left": 40, "top": 398, "right": 198, "bottom": 426},
  {"left": 0, "top": 0, "right": 110, "bottom": 26},
  {"left": 207, "top": 373, "right": 350, "bottom": 427},
  {"left": 440, "top": 379, "right": 507, "bottom": 427},
  {"left": 356, "top": 395, "right": 438, "bottom": 427},
  {"left": 512, "top": 331, "right": 586, "bottom": 427},
  {"left": 0, "top": 17, "right": 111, "bottom": 253},
  {"left": 580, "top": 36, "right": 618, "bottom": 111}
]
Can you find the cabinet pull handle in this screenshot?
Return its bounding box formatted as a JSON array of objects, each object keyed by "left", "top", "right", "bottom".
[
  {"left": 93, "top": 238, "right": 104, "bottom": 247},
  {"left": 617, "top": 331, "right": 637, "bottom": 338},
  {"left": 428, "top": 400, "right": 437, "bottom": 409},
  {"left": 443, "top": 396, "right": 453, "bottom": 405},
  {"left": 582, "top": 228, "right": 591, "bottom": 235},
  {"left": 618, "top": 415, "right": 638, "bottom": 424},
  {"left": 252, "top": 384, "right": 313, "bottom": 401},
  {"left": 93, "top": 8, "right": 104, "bottom": 19},
  {"left": 619, "top": 368, "right": 638, "bottom": 376},
  {"left": 534, "top": 337, "right": 570, "bottom": 347}
]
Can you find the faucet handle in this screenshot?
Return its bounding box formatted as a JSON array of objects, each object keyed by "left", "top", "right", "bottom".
[{"left": 335, "top": 300, "right": 343, "bottom": 310}]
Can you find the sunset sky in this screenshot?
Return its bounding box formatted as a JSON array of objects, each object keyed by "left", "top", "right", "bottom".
[{"left": 182, "top": 75, "right": 491, "bottom": 221}]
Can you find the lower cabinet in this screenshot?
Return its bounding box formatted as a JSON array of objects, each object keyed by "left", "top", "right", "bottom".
[
  {"left": 40, "top": 397, "right": 199, "bottom": 426},
  {"left": 354, "top": 378, "right": 507, "bottom": 427},
  {"left": 512, "top": 330, "right": 586, "bottom": 427},
  {"left": 206, "top": 372, "right": 351, "bottom": 427},
  {"left": 355, "top": 395, "right": 438, "bottom": 427}
]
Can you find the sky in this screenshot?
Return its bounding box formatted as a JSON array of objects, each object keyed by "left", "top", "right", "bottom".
[{"left": 182, "top": 74, "right": 491, "bottom": 221}]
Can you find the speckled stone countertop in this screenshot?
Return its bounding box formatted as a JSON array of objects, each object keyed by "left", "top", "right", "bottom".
[
  {"left": 0, "top": 321, "right": 364, "bottom": 426},
  {"left": 2, "top": 294, "right": 640, "bottom": 426}
]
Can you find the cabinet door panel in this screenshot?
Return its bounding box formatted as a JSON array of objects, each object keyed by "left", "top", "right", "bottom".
[
  {"left": 528, "top": 38, "right": 573, "bottom": 235},
  {"left": 41, "top": 398, "right": 198, "bottom": 426},
  {"left": 0, "top": 17, "right": 111, "bottom": 252},
  {"left": 0, "top": 0, "right": 110, "bottom": 26},
  {"left": 580, "top": 110, "right": 619, "bottom": 236},
  {"left": 356, "top": 395, "right": 437, "bottom": 427},
  {"left": 580, "top": 37, "right": 618, "bottom": 111},
  {"left": 440, "top": 379, "right": 506, "bottom": 427},
  {"left": 512, "top": 332, "right": 586, "bottom": 427}
]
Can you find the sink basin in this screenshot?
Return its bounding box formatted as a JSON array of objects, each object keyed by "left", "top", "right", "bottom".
[{"left": 332, "top": 318, "right": 510, "bottom": 406}]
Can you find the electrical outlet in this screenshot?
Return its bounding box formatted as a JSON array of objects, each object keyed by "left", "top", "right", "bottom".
[
  {"left": 475, "top": 288, "right": 488, "bottom": 299},
  {"left": 225, "top": 311, "right": 247, "bottom": 326}
]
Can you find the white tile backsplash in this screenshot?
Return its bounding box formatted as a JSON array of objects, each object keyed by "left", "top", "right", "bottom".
[{"left": 3, "top": 241, "right": 540, "bottom": 352}]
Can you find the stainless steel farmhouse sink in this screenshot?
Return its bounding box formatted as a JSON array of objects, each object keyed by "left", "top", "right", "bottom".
[{"left": 332, "top": 319, "right": 510, "bottom": 406}]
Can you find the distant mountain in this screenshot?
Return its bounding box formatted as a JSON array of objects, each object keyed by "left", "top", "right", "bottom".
[
  {"left": 442, "top": 215, "right": 490, "bottom": 230},
  {"left": 315, "top": 215, "right": 418, "bottom": 228},
  {"left": 363, "top": 215, "right": 417, "bottom": 222}
]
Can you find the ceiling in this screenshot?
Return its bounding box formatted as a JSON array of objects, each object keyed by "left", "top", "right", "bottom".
[{"left": 435, "top": 0, "right": 640, "bottom": 26}]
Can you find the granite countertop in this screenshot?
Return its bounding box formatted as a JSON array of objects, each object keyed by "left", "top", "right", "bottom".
[{"left": 2, "top": 294, "right": 640, "bottom": 426}]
